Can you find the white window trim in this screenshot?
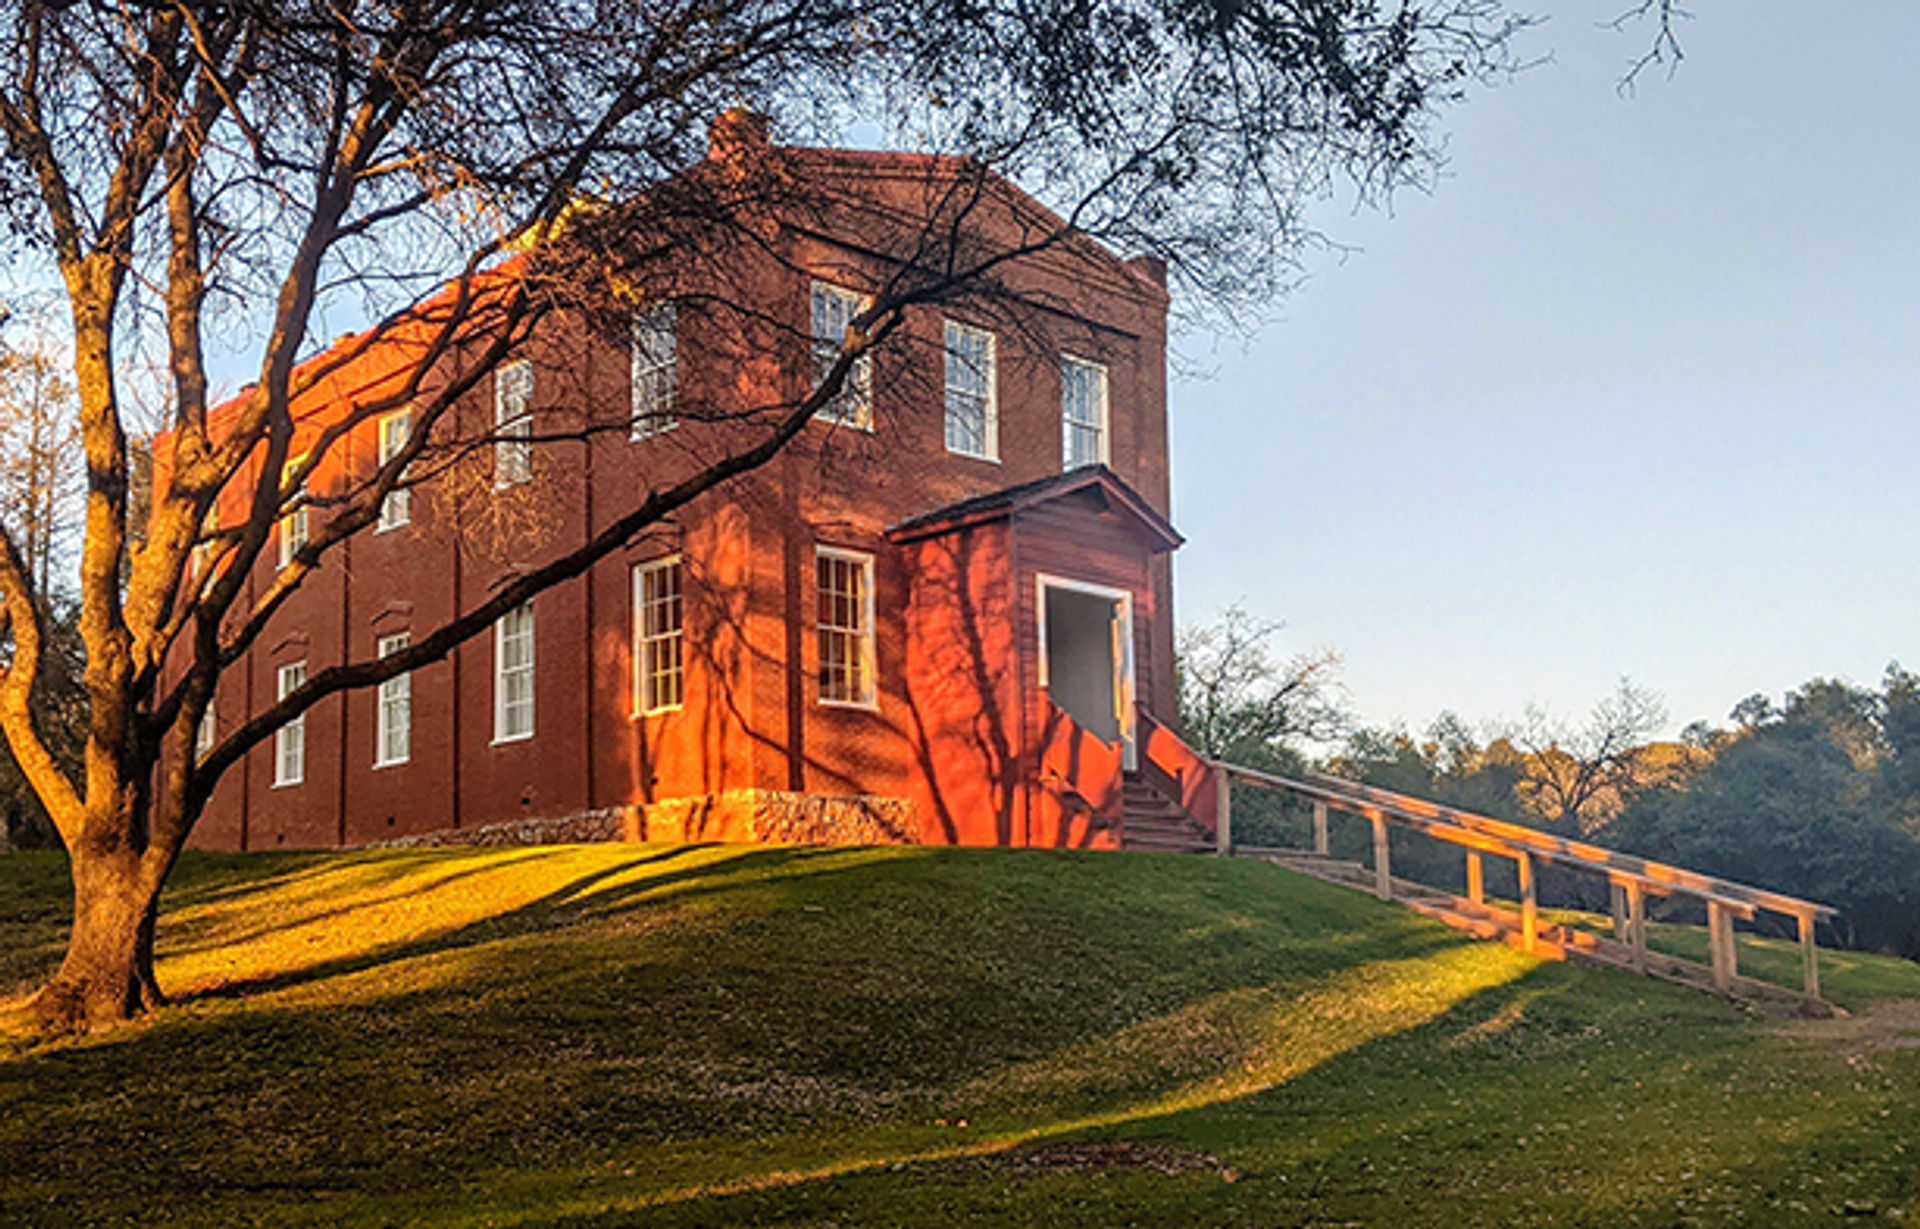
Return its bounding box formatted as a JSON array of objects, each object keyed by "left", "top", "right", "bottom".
[
  {"left": 273, "top": 661, "right": 307, "bottom": 787},
  {"left": 815, "top": 546, "right": 878, "bottom": 711},
  {"left": 375, "top": 411, "right": 412, "bottom": 533},
  {"left": 810, "top": 281, "right": 874, "bottom": 432},
  {"left": 1034, "top": 572, "right": 1137, "bottom": 770},
  {"left": 632, "top": 556, "right": 685, "bottom": 716},
  {"left": 1061, "top": 354, "right": 1111, "bottom": 470},
  {"left": 631, "top": 303, "right": 679, "bottom": 441},
  {"left": 492, "top": 602, "right": 535, "bottom": 744},
  {"left": 374, "top": 631, "right": 412, "bottom": 768},
  {"left": 943, "top": 319, "right": 999, "bottom": 463},
  {"left": 494, "top": 359, "right": 534, "bottom": 489},
  {"left": 277, "top": 455, "right": 309, "bottom": 570},
  {"left": 195, "top": 704, "right": 217, "bottom": 763}
]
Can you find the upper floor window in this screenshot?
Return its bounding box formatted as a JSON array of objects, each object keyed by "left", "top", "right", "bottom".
[
  {"left": 277, "top": 456, "right": 309, "bottom": 569},
  {"left": 494, "top": 359, "right": 534, "bottom": 488},
  {"left": 493, "top": 601, "right": 535, "bottom": 742},
  {"left": 633, "top": 557, "right": 684, "bottom": 714},
  {"left": 196, "top": 703, "right": 217, "bottom": 762},
  {"left": 375, "top": 632, "right": 411, "bottom": 767},
  {"left": 810, "top": 282, "right": 872, "bottom": 430},
  {"left": 1061, "top": 356, "right": 1109, "bottom": 469},
  {"left": 274, "top": 661, "right": 306, "bottom": 787},
  {"left": 816, "top": 547, "right": 876, "bottom": 708},
  {"left": 376, "top": 411, "right": 412, "bottom": 531},
  {"left": 944, "top": 321, "right": 997, "bottom": 461},
  {"left": 631, "top": 304, "right": 678, "bottom": 440}
]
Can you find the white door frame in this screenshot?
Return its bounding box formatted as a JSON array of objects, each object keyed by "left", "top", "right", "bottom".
[{"left": 1035, "top": 572, "right": 1137, "bottom": 770}]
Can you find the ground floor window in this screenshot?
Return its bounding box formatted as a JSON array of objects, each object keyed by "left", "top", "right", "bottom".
[
  {"left": 376, "top": 632, "right": 411, "bottom": 766},
  {"left": 816, "top": 548, "right": 876, "bottom": 708},
  {"left": 634, "top": 557, "right": 684, "bottom": 714},
  {"left": 274, "top": 661, "right": 307, "bottom": 786},
  {"left": 494, "top": 602, "right": 535, "bottom": 742}
]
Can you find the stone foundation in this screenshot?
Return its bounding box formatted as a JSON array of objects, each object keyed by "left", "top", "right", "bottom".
[
  {"left": 365, "top": 792, "right": 917, "bottom": 850},
  {"left": 370, "top": 807, "right": 626, "bottom": 849},
  {"left": 629, "top": 790, "right": 918, "bottom": 846}
]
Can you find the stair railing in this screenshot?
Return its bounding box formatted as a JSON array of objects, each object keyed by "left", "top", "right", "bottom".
[
  {"left": 1211, "top": 761, "right": 1839, "bottom": 1006},
  {"left": 1135, "top": 709, "right": 1218, "bottom": 840}
]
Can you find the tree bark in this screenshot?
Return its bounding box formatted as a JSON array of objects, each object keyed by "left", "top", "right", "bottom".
[{"left": 31, "top": 845, "right": 162, "bottom": 1032}]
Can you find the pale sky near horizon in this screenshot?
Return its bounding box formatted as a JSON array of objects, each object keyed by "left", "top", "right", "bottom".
[{"left": 1166, "top": 1, "right": 1920, "bottom": 739}]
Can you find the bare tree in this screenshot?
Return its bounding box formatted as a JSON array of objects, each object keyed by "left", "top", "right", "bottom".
[
  {"left": 1510, "top": 677, "right": 1671, "bottom": 834},
  {"left": 0, "top": 0, "right": 1524, "bottom": 1032},
  {"left": 0, "top": 311, "right": 81, "bottom": 597},
  {"left": 1177, "top": 603, "right": 1349, "bottom": 766}
]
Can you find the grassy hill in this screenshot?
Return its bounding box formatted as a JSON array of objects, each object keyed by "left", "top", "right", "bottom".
[{"left": 2, "top": 843, "right": 1917, "bottom": 1227}]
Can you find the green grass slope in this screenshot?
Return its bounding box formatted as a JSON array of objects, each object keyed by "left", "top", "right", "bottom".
[{"left": 2, "top": 844, "right": 1917, "bottom": 1228}]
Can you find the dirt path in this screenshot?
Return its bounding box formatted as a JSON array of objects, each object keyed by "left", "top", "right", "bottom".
[{"left": 1775, "top": 998, "right": 1920, "bottom": 1053}]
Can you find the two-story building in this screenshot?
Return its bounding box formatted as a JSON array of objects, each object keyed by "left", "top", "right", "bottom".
[{"left": 170, "top": 117, "right": 1220, "bottom": 854}]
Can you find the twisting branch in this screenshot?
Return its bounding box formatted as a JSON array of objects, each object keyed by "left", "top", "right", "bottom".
[
  {"left": 1611, "top": 0, "right": 1688, "bottom": 92},
  {"left": 0, "top": 521, "right": 82, "bottom": 835}
]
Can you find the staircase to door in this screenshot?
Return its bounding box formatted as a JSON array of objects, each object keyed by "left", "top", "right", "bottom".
[{"left": 1120, "top": 772, "right": 1213, "bottom": 853}]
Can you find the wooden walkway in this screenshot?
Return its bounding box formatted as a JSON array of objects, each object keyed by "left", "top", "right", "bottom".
[{"left": 1214, "top": 765, "right": 1842, "bottom": 1016}]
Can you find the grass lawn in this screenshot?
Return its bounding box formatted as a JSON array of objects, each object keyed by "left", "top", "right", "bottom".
[{"left": 2, "top": 843, "right": 1918, "bottom": 1227}]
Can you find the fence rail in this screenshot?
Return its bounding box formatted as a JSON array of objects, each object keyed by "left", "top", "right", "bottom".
[{"left": 1214, "top": 762, "right": 1838, "bottom": 1006}]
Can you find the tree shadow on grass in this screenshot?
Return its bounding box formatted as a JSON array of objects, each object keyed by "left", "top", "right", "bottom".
[
  {"left": 168, "top": 842, "right": 842, "bottom": 1004},
  {"left": 0, "top": 849, "right": 1705, "bottom": 1229},
  {"left": 514, "top": 963, "right": 1776, "bottom": 1229}
]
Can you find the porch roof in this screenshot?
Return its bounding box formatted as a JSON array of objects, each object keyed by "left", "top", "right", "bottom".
[{"left": 885, "top": 465, "right": 1183, "bottom": 552}]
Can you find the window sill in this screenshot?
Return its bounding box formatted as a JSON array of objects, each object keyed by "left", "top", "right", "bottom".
[
  {"left": 947, "top": 448, "right": 1000, "bottom": 465},
  {"left": 818, "top": 698, "right": 881, "bottom": 713},
  {"left": 272, "top": 778, "right": 303, "bottom": 790},
  {"left": 373, "top": 756, "right": 410, "bottom": 770},
  {"left": 812, "top": 414, "right": 875, "bottom": 434},
  {"left": 373, "top": 521, "right": 409, "bottom": 536},
  {"left": 630, "top": 704, "right": 683, "bottom": 720},
  {"left": 491, "top": 732, "right": 534, "bottom": 746}
]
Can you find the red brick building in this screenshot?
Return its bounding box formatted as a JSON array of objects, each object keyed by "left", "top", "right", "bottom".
[{"left": 164, "top": 124, "right": 1220, "bottom": 853}]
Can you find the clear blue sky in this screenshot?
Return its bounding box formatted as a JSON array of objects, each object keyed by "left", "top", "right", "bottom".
[{"left": 1168, "top": 1, "right": 1920, "bottom": 737}]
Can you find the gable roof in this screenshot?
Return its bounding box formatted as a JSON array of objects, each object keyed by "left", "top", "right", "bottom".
[{"left": 886, "top": 465, "right": 1183, "bottom": 552}]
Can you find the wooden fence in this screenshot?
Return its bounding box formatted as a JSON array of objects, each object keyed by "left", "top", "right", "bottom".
[{"left": 1215, "top": 763, "right": 1839, "bottom": 1006}]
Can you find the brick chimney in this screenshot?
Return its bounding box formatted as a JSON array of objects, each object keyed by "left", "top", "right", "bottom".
[{"left": 708, "top": 107, "right": 770, "bottom": 164}]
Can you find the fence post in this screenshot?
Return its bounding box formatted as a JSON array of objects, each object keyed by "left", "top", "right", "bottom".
[
  {"left": 1626, "top": 880, "right": 1648, "bottom": 973},
  {"left": 1464, "top": 852, "right": 1485, "bottom": 905},
  {"left": 1371, "top": 813, "right": 1392, "bottom": 901},
  {"left": 1798, "top": 911, "right": 1820, "bottom": 1001},
  {"left": 1517, "top": 851, "right": 1537, "bottom": 954},
  {"left": 1610, "top": 882, "right": 1629, "bottom": 942},
  {"left": 1707, "top": 900, "right": 1737, "bottom": 992},
  {"left": 1215, "top": 765, "right": 1233, "bottom": 856},
  {"left": 1313, "top": 800, "right": 1329, "bottom": 857}
]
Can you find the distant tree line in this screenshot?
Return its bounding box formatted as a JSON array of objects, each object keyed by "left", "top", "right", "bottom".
[{"left": 1176, "top": 607, "right": 1920, "bottom": 961}]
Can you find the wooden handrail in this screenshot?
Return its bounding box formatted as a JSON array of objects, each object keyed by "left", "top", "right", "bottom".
[
  {"left": 1301, "top": 772, "right": 1838, "bottom": 922},
  {"left": 1212, "top": 759, "right": 1838, "bottom": 1003}
]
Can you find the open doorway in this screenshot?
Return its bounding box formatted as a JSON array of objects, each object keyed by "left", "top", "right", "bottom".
[{"left": 1037, "top": 575, "right": 1136, "bottom": 768}]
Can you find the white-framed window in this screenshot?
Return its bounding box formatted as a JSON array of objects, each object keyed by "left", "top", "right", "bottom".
[
  {"left": 1061, "top": 356, "right": 1110, "bottom": 469},
  {"left": 631, "top": 304, "right": 678, "bottom": 440},
  {"left": 494, "top": 359, "right": 534, "bottom": 488},
  {"left": 375, "top": 632, "right": 411, "bottom": 767},
  {"left": 944, "top": 320, "right": 997, "bottom": 460},
  {"left": 493, "top": 601, "right": 535, "bottom": 742},
  {"left": 188, "top": 539, "right": 215, "bottom": 593},
  {"left": 277, "top": 456, "right": 309, "bottom": 569},
  {"left": 274, "top": 660, "right": 306, "bottom": 787},
  {"left": 633, "top": 557, "right": 684, "bottom": 715},
  {"left": 376, "top": 410, "right": 412, "bottom": 531},
  {"left": 816, "top": 547, "right": 876, "bottom": 708},
  {"left": 810, "top": 281, "right": 872, "bottom": 429},
  {"left": 195, "top": 704, "right": 217, "bottom": 762}
]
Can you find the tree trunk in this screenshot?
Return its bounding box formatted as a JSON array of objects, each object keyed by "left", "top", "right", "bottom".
[{"left": 30, "top": 847, "right": 162, "bottom": 1032}]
